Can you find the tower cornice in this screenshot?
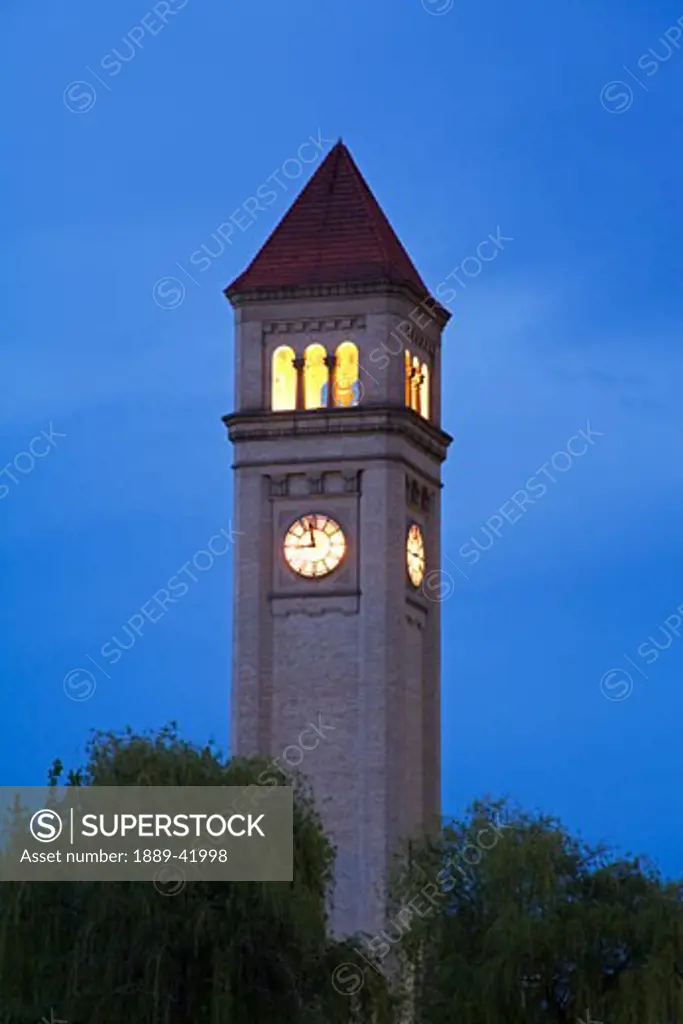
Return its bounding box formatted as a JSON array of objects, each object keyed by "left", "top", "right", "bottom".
[
  {"left": 223, "top": 405, "right": 453, "bottom": 463},
  {"left": 226, "top": 279, "right": 450, "bottom": 327}
]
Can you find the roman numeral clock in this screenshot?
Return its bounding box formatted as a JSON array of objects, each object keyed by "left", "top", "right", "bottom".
[
  {"left": 223, "top": 141, "right": 452, "bottom": 938},
  {"left": 284, "top": 514, "right": 347, "bottom": 579}
]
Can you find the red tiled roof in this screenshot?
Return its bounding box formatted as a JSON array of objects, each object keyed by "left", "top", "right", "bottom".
[{"left": 225, "top": 141, "right": 429, "bottom": 297}]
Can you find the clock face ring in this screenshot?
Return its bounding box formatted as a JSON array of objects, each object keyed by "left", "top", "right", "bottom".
[
  {"left": 283, "top": 514, "right": 346, "bottom": 579},
  {"left": 406, "top": 523, "right": 425, "bottom": 587}
]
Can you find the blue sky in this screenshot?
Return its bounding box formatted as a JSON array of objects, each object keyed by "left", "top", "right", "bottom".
[{"left": 3, "top": 0, "right": 682, "bottom": 876}]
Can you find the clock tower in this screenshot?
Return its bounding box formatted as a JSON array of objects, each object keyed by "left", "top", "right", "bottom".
[{"left": 224, "top": 141, "right": 452, "bottom": 937}]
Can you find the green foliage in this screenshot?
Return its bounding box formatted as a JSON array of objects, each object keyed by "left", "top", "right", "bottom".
[
  {"left": 387, "top": 798, "right": 683, "bottom": 1024},
  {"left": 3, "top": 732, "right": 679, "bottom": 1023},
  {"left": 0, "top": 725, "right": 390, "bottom": 1024}
]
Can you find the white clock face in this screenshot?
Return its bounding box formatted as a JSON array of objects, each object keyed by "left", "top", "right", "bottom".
[
  {"left": 406, "top": 523, "right": 425, "bottom": 587},
  {"left": 283, "top": 514, "right": 346, "bottom": 579}
]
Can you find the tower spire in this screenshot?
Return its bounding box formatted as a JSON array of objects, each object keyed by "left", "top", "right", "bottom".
[{"left": 225, "top": 141, "right": 429, "bottom": 300}]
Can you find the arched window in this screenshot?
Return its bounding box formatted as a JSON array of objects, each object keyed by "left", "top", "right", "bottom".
[
  {"left": 420, "top": 363, "right": 430, "bottom": 420},
  {"left": 405, "top": 349, "right": 412, "bottom": 407},
  {"left": 304, "top": 343, "right": 327, "bottom": 410},
  {"left": 272, "top": 345, "right": 296, "bottom": 411},
  {"left": 333, "top": 341, "right": 360, "bottom": 407},
  {"left": 411, "top": 356, "right": 421, "bottom": 412}
]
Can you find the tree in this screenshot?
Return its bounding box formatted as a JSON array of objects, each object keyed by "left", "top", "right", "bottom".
[
  {"left": 385, "top": 798, "right": 683, "bottom": 1024},
  {"left": 0, "top": 724, "right": 390, "bottom": 1024},
  {"left": 5, "top": 733, "right": 679, "bottom": 1023}
]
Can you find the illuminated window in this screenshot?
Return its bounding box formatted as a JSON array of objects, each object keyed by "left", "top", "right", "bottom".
[
  {"left": 404, "top": 348, "right": 430, "bottom": 420},
  {"left": 411, "top": 356, "right": 421, "bottom": 412},
  {"left": 333, "top": 341, "right": 360, "bottom": 407},
  {"left": 272, "top": 345, "right": 296, "bottom": 411},
  {"left": 304, "top": 343, "right": 327, "bottom": 410},
  {"left": 420, "top": 363, "right": 430, "bottom": 419}
]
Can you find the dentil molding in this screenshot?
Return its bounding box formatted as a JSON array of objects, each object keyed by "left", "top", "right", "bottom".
[{"left": 263, "top": 316, "right": 366, "bottom": 335}]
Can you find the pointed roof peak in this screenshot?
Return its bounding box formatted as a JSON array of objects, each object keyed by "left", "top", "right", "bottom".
[{"left": 225, "top": 141, "right": 430, "bottom": 301}]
